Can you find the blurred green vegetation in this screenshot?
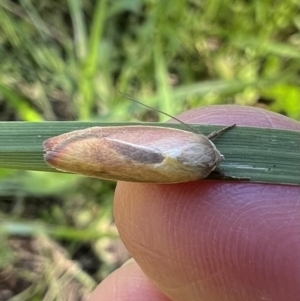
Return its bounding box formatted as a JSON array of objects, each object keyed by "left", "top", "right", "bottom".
[{"left": 0, "top": 0, "right": 299, "bottom": 300}]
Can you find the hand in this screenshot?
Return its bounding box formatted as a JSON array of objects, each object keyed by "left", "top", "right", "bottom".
[{"left": 89, "top": 105, "right": 300, "bottom": 301}]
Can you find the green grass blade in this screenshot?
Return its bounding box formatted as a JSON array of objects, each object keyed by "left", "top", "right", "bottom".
[
  {"left": 0, "top": 83, "right": 43, "bottom": 121},
  {"left": 0, "top": 219, "right": 117, "bottom": 241},
  {"left": 67, "top": 0, "right": 87, "bottom": 59},
  {"left": 0, "top": 122, "right": 299, "bottom": 185}
]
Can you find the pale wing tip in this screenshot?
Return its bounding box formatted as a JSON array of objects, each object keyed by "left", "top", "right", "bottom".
[
  {"left": 43, "top": 138, "right": 59, "bottom": 166},
  {"left": 43, "top": 137, "right": 56, "bottom": 152}
]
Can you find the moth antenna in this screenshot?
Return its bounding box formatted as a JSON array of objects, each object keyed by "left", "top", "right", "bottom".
[{"left": 119, "top": 92, "right": 198, "bottom": 134}]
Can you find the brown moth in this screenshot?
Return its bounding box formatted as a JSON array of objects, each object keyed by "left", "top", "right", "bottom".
[{"left": 43, "top": 125, "right": 235, "bottom": 183}]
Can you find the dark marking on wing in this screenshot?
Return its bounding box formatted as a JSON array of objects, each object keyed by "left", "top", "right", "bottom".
[{"left": 108, "top": 140, "right": 164, "bottom": 164}]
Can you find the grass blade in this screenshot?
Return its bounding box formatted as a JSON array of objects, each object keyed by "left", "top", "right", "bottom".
[{"left": 0, "top": 122, "right": 299, "bottom": 185}]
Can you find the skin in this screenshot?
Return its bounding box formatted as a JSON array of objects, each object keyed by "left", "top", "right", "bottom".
[{"left": 89, "top": 105, "right": 300, "bottom": 301}]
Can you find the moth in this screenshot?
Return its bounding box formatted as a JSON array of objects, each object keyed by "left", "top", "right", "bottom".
[{"left": 43, "top": 124, "right": 235, "bottom": 183}]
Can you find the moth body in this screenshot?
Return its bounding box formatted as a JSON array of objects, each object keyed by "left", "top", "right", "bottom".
[{"left": 43, "top": 126, "right": 226, "bottom": 183}]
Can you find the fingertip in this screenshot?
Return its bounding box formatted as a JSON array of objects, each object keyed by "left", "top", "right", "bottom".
[
  {"left": 88, "top": 260, "right": 170, "bottom": 301},
  {"left": 177, "top": 105, "right": 300, "bottom": 130},
  {"left": 113, "top": 106, "right": 300, "bottom": 301}
]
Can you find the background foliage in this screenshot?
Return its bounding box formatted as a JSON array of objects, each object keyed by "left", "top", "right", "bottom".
[{"left": 0, "top": 0, "right": 299, "bottom": 300}]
